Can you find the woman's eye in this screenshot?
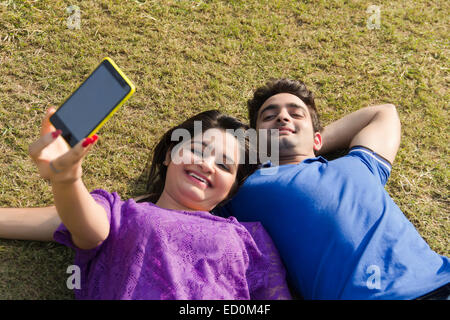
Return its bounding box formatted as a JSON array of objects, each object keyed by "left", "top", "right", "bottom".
[
  {"left": 191, "top": 147, "right": 203, "bottom": 156},
  {"left": 217, "top": 162, "right": 230, "bottom": 171}
]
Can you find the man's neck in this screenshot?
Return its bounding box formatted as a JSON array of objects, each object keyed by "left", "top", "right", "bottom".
[{"left": 278, "top": 152, "right": 317, "bottom": 165}]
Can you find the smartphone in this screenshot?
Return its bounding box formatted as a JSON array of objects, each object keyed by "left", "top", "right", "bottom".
[{"left": 50, "top": 57, "right": 136, "bottom": 147}]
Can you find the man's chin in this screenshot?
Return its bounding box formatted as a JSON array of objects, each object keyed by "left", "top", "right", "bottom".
[{"left": 278, "top": 136, "right": 298, "bottom": 149}]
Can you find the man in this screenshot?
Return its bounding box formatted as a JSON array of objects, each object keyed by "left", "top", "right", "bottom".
[{"left": 214, "top": 78, "right": 449, "bottom": 299}]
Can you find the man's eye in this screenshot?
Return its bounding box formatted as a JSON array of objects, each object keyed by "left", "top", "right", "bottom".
[
  {"left": 292, "top": 113, "right": 304, "bottom": 118},
  {"left": 263, "top": 115, "right": 275, "bottom": 121}
]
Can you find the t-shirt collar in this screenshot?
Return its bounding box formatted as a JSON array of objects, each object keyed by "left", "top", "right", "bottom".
[{"left": 259, "top": 155, "right": 328, "bottom": 168}]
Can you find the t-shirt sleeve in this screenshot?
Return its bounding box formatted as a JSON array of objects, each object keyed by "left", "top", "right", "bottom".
[
  {"left": 241, "top": 222, "right": 292, "bottom": 300},
  {"left": 347, "top": 146, "right": 392, "bottom": 186},
  {"left": 53, "top": 189, "right": 118, "bottom": 264}
]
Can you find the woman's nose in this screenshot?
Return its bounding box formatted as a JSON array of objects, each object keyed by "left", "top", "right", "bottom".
[{"left": 198, "top": 155, "right": 214, "bottom": 173}]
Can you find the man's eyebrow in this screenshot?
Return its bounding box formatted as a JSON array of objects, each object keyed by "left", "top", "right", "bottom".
[
  {"left": 286, "top": 102, "right": 307, "bottom": 111},
  {"left": 258, "top": 104, "right": 279, "bottom": 117},
  {"left": 259, "top": 103, "right": 307, "bottom": 117}
]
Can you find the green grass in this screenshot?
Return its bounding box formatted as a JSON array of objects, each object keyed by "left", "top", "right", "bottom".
[{"left": 0, "top": 0, "right": 448, "bottom": 299}]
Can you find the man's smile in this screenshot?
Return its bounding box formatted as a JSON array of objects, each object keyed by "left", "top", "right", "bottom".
[{"left": 277, "top": 126, "right": 295, "bottom": 134}]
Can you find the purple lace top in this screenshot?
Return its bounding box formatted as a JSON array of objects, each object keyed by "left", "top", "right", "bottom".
[{"left": 54, "top": 189, "right": 292, "bottom": 300}]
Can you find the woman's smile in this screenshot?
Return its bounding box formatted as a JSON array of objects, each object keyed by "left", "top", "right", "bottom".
[{"left": 184, "top": 169, "right": 211, "bottom": 189}]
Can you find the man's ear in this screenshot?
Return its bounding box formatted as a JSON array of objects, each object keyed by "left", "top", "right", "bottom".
[{"left": 313, "top": 132, "right": 322, "bottom": 152}]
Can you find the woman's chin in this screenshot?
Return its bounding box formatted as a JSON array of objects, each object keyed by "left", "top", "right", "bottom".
[{"left": 179, "top": 189, "right": 208, "bottom": 210}]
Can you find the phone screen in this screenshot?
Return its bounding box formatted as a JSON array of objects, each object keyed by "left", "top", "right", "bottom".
[{"left": 51, "top": 60, "right": 131, "bottom": 147}]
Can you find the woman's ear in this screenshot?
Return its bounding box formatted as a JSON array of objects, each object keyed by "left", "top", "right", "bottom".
[
  {"left": 313, "top": 132, "right": 322, "bottom": 152},
  {"left": 163, "top": 149, "right": 171, "bottom": 166}
]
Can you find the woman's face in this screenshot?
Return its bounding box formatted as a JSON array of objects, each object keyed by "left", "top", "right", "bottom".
[{"left": 157, "top": 128, "right": 240, "bottom": 212}]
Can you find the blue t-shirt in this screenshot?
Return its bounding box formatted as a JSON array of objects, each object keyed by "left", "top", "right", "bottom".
[{"left": 214, "top": 146, "right": 450, "bottom": 299}]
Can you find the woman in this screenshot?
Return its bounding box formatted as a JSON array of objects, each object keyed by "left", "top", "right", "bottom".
[{"left": 0, "top": 107, "right": 291, "bottom": 300}]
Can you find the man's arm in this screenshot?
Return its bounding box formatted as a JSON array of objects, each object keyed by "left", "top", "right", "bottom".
[
  {"left": 318, "top": 104, "right": 401, "bottom": 164},
  {"left": 0, "top": 206, "right": 60, "bottom": 242}
]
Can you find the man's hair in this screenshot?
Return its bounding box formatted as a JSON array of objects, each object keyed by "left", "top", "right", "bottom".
[{"left": 247, "top": 78, "right": 322, "bottom": 133}]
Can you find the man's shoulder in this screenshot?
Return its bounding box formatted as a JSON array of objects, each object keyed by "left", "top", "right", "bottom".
[
  {"left": 347, "top": 146, "right": 392, "bottom": 170},
  {"left": 323, "top": 146, "right": 392, "bottom": 186}
]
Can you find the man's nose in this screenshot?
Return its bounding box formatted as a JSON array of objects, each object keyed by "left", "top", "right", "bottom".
[{"left": 277, "top": 109, "right": 291, "bottom": 123}]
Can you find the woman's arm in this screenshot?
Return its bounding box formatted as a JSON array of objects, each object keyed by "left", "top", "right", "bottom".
[
  {"left": 0, "top": 206, "right": 60, "bottom": 242},
  {"left": 51, "top": 179, "right": 109, "bottom": 250},
  {"left": 27, "top": 107, "right": 109, "bottom": 250},
  {"left": 0, "top": 193, "right": 149, "bottom": 242}
]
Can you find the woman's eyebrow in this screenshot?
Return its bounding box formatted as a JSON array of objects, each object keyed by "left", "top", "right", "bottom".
[
  {"left": 222, "top": 153, "right": 236, "bottom": 166},
  {"left": 193, "top": 141, "right": 236, "bottom": 166},
  {"left": 191, "top": 141, "right": 207, "bottom": 147}
]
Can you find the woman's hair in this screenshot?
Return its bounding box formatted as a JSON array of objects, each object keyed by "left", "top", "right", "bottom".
[
  {"left": 137, "top": 110, "right": 257, "bottom": 209},
  {"left": 247, "top": 78, "right": 323, "bottom": 132}
]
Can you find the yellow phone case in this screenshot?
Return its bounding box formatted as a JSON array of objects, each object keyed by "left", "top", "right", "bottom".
[{"left": 86, "top": 57, "right": 136, "bottom": 138}]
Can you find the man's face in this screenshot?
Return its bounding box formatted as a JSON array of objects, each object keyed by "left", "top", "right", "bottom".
[{"left": 255, "top": 93, "right": 321, "bottom": 161}]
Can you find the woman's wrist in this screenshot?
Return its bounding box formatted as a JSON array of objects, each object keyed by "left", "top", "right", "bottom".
[{"left": 50, "top": 177, "right": 83, "bottom": 189}]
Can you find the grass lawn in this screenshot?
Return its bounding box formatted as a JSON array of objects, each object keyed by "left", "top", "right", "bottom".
[{"left": 0, "top": 0, "right": 448, "bottom": 299}]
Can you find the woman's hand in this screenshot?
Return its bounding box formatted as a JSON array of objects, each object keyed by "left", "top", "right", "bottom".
[
  {"left": 27, "top": 108, "right": 108, "bottom": 250},
  {"left": 28, "top": 107, "right": 98, "bottom": 185}
]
